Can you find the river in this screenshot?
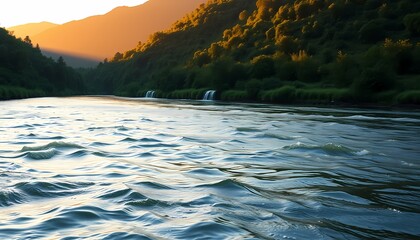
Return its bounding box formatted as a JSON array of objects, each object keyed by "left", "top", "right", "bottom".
[{"left": 0, "top": 96, "right": 419, "bottom": 239}]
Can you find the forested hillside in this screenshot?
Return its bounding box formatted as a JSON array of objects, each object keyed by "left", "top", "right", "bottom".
[
  {"left": 0, "top": 28, "right": 84, "bottom": 99},
  {"left": 91, "top": 0, "right": 420, "bottom": 105}
]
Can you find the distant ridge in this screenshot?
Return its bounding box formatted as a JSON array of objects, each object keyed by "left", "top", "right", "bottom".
[
  {"left": 29, "top": 0, "right": 207, "bottom": 62},
  {"left": 42, "top": 50, "right": 99, "bottom": 68},
  {"left": 7, "top": 22, "right": 58, "bottom": 39}
]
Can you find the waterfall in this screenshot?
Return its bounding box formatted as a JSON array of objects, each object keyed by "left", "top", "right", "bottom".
[
  {"left": 145, "top": 91, "right": 156, "bottom": 98},
  {"left": 203, "top": 90, "right": 216, "bottom": 101}
]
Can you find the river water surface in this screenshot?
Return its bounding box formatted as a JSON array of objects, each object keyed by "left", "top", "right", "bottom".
[{"left": 0, "top": 96, "right": 419, "bottom": 239}]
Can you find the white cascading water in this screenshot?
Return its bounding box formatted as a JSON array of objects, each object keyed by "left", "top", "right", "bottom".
[
  {"left": 145, "top": 91, "right": 156, "bottom": 98},
  {"left": 203, "top": 90, "right": 216, "bottom": 101}
]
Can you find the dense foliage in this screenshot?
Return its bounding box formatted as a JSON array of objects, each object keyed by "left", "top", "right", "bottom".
[
  {"left": 2, "top": 0, "right": 419, "bottom": 105},
  {"left": 89, "top": 0, "right": 420, "bottom": 105},
  {"left": 0, "top": 28, "right": 84, "bottom": 100}
]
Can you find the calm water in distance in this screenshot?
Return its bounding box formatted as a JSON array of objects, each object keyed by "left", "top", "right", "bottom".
[{"left": 0, "top": 96, "right": 419, "bottom": 239}]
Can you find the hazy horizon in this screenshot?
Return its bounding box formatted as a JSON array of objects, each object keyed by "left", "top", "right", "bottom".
[{"left": 0, "top": 0, "right": 149, "bottom": 28}]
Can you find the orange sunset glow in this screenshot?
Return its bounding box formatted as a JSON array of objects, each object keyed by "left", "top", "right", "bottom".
[
  {"left": 5, "top": 0, "right": 206, "bottom": 62},
  {"left": 0, "top": 0, "right": 148, "bottom": 27}
]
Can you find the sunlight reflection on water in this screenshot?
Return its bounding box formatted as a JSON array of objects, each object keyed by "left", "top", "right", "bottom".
[{"left": 0, "top": 96, "right": 419, "bottom": 239}]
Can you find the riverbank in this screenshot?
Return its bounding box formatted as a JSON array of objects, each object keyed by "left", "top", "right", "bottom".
[
  {"left": 128, "top": 86, "right": 420, "bottom": 108},
  {"left": 2, "top": 91, "right": 420, "bottom": 110}
]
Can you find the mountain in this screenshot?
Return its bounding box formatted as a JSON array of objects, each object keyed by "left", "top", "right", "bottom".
[
  {"left": 8, "top": 22, "right": 98, "bottom": 68},
  {"left": 7, "top": 22, "right": 58, "bottom": 39},
  {"left": 30, "top": 0, "right": 207, "bottom": 62},
  {"left": 0, "top": 28, "right": 84, "bottom": 100},
  {"left": 91, "top": 0, "right": 420, "bottom": 105}
]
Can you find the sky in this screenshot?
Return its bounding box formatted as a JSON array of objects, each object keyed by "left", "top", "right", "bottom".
[{"left": 0, "top": 0, "right": 149, "bottom": 27}]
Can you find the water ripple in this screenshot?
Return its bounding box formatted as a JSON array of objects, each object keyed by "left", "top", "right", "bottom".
[
  {"left": 0, "top": 96, "right": 419, "bottom": 239},
  {"left": 21, "top": 141, "right": 84, "bottom": 152}
]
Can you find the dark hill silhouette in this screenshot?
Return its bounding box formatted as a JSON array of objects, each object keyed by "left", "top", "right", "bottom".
[{"left": 0, "top": 27, "right": 84, "bottom": 99}]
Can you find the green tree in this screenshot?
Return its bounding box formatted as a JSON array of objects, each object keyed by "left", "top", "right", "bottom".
[
  {"left": 251, "top": 55, "right": 275, "bottom": 79},
  {"left": 404, "top": 13, "right": 420, "bottom": 36},
  {"left": 246, "top": 79, "right": 262, "bottom": 100},
  {"left": 113, "top": 52, "right": 123, "bottom": 61},
  {"left": 359, "top": 19, "right": 387, "bottom": 43},
  {"left": 352, "top": 64, "right": 396, "bottom": 99},
  {"left": 23, "top": 36, "right": 32, "bottom": 46}
]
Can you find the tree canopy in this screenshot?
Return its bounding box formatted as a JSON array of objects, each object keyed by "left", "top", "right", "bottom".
[
  {"left": 89, "top": 0, "right": 420, "bottom": 105},
  {"left": 2, "top": 0, "right": 420, "bottom": 106},
  {"left": 0, "top": 28, "right": 84, "bottom": 99}
]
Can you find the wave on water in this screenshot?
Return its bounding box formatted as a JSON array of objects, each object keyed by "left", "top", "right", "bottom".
[
  {"left": 35, "top": 106, "right": 55, "bottom": 109},
  {"left": 343, "top": 115, "right": 420, "bottom": 123},
  {"left": 19, "top": 133, "right": 64, "bottom": 140},
  {"left": 125, "top": 181, "right": 212, "bottom": 205},
  {"left": 15, "top": 181, "right": 93, "bottom": 198},
  {"left": 21, "top": 141, "right": 84, "bottom": 152},
  {"left": 67, "top": 150, "right": 91, "bottom": 158},
  {"left": 1, "top": 180, "right": 94, "bottom": 207},
  {"left": 98, "top": 188, "right": 146, "bottom": 202},
  {"left": 120, "top": 137, "right": 161, "bottom": 143},
  {"left": 258, "top": 132, "right": 296, "bottom": 140},
  {"left": 283, "top": 142, "right": 368, "bottom": 156},
  {"left": 137, "top": 143, "right": 181, "bottom": 148},
  {"left": 18, "top": 141, "right": 85, "bottom": 160},
  {"left": 1, "top": 97, "right": 419, "bottom": 239},
  {"left": 0, "top": 189, "right": 25, "bottom": 207},
  {"left": 181, "top": 136, "right": 221, "bottom": 144},
  {"left": 25, "top": 149, "right": 59, "bottom": 160},
  {"left": 236, "top": 127, "right": 262, "bottom": 132}
]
